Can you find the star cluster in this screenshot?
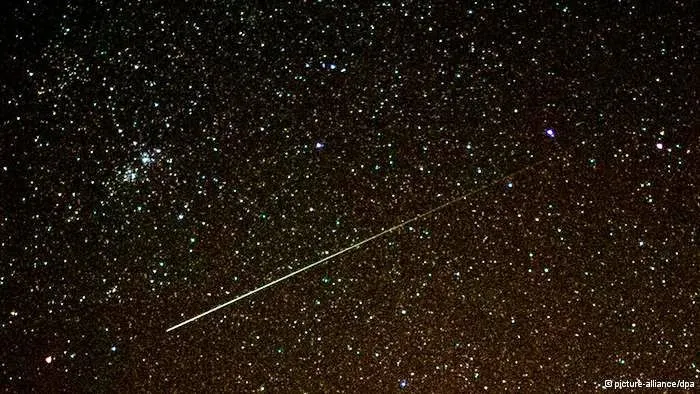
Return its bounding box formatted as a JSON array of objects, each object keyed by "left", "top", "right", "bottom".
[{"left": 1, "top": 1, "right": 697, "bottom": 391}]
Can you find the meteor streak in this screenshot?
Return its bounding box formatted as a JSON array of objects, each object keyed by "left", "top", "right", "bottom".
[{"left": 167, "top": 158, "right": 547, "bottom": 332}]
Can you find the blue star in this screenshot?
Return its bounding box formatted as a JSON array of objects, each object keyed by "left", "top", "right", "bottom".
[{"left": 545, "top": 128, "right": 556, "bottom": 138}]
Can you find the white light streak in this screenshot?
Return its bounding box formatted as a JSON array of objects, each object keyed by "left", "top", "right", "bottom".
[{"left": 166, "top": 159, "right": 546, "bottom": 332}]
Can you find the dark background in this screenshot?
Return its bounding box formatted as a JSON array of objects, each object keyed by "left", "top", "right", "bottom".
[{"left": 1, "top": 1, "right": 698, "bottom": 392}]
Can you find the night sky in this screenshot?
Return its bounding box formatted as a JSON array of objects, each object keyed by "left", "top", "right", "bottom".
[{"left": 2, "top": 1, "right": 698, "bottom": 392}]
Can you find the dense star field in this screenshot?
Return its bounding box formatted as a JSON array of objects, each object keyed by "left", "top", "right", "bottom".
[{"left": 1, "top": 1, "right": 698, "bottom": 391}]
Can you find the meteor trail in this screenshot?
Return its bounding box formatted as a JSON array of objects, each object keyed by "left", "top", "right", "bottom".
[{"left": 166, "top": 158, "right": 548, "bottom": 332}]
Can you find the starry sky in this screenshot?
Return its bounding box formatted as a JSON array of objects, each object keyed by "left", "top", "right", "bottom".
[{"left": 1, "top": 1, "right": 698, "bottom": 392}]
